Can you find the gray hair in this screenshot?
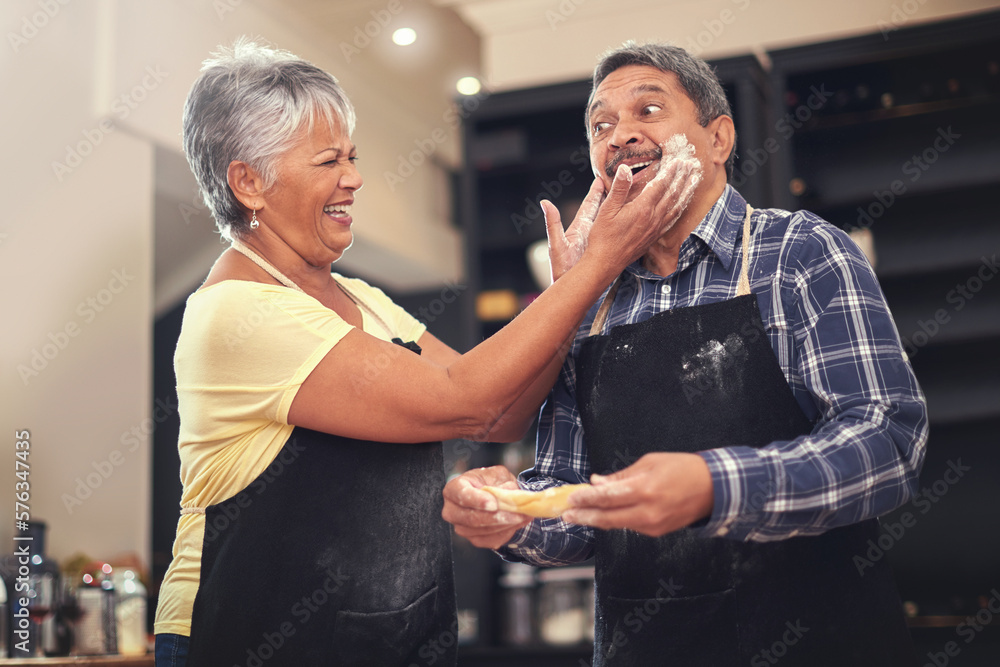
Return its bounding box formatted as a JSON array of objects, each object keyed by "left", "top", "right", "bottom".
[
  {"left": 183, "top": 37, "right": 357, "bottom": 240},
  {"left": 587, "top": 42, "right": 736, "bottom": 180}
]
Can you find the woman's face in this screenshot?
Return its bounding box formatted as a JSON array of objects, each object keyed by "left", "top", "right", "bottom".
[{"left": 259, "top": 117, "right": 363, "bottom": 265}]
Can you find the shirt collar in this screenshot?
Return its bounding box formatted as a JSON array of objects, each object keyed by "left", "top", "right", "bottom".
[{"left": 625, "top": 184, "right": 747, "bottom": 280}]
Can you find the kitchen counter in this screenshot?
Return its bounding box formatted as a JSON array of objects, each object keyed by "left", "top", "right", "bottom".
[{"left": 0, "top": 656, "right": 152, "bottom": 666}]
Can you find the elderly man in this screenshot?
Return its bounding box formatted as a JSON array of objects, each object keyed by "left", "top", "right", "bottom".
[{"left": 444, "top": 42, "right": 927, "bottom": 666}]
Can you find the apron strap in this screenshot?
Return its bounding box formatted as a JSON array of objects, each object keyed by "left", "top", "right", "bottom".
[
  {"left": 588, "top": 203, "right": 754, "bottom": 337},
  {"left": 333, "top": 279, "right": 396, "bottom": 339},
  {"left": 736, "top": 204, "right": 754, "bottom": 297},
  {"left": 588, "top": 277, "right": 624, "bottom": 337},
  {"left": 230, "top": 238, "right": 396, "bottom": 339},
  {"left": 231, "top": 237, "right": 304, "bottom": 292}
]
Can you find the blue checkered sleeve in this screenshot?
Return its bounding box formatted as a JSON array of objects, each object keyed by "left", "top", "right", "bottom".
[{"left": 699, "top": 213, "right": 928, "bottom": 541}]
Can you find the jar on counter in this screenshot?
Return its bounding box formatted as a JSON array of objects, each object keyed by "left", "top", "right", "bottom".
[
  {"left": 498, "top": 562, "right": 536, "bottom": 646},
  {"left": 113, "top": 568, "right": 147, "bottom": 655},
  {"left": 0, "top": 572, "right": 8, "bottom": 656},
  {"left": 75, "top": 564, "right": 117, "bottom": 655},
  {"left": 537, "top": 566, "right": 593, "bottom": 646},
  {"left": 582, "top": 566, "right": 596, "bottom": 642}
]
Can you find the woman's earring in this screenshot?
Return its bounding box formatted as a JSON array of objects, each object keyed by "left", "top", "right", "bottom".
[{"left": 250, "top": 208, "right": 259, "bottom": 230}]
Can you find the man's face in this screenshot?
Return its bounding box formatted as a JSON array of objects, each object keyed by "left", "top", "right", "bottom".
[{"left": 587, "top": 65, "right": 712, "bottom": 203}]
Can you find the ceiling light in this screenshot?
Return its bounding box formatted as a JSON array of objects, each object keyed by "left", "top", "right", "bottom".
[
  {"left": 392, "top": 28, "right": 417, "bottom": 46},
  {"left": 456, "top": 76, "right": 481, "bottom": 96}
]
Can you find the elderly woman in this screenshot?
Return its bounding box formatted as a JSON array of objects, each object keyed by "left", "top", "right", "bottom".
[{"left": 153, "top": 39, "right": 697, "bottom": 667}]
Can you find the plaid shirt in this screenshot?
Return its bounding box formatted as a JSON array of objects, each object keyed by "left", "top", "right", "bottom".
[{"left": 500, "top": 185, "right": 928, "bottom": 566}]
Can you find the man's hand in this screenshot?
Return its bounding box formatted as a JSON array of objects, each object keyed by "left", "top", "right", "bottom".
[
  {"left": 541, "top": 177, "right": 605, "bottom": 282},
  {"left": 562, "top": 452, "right": 714, "bottom": 537},
  {"left": 442, "top": 466, "right": 533, "bottom": 549}
]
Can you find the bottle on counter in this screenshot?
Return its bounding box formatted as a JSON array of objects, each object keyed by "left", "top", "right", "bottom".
[
  {"left": 582, "top": 568, "right": 596, "bottom": 643},
  {"left": 498, "top": 562, "right": 536, "bottom": 646},
  {"left": 0, "top": 554, "right": 21, "bottom": 658},
  {"left": 0, "top": 572, "right": 8, "bottom": 656},
  {"left": 113, "top": 568, "right": 147, "bottom": 655},
  {"left": 22, "top": 520, "right": 67, "bottom": 657},
  {"left": 75, "top": 564, "right": 118, "bottom": 655},
  {"left": 537, "top": 566, "right": 591, "bottom": 646}
]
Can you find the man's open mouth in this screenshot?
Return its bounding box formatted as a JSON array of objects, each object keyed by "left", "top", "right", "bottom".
[
  {"left": 630, "top": 160, "right": 656, "bottom": 175},
  {"left": 606, "top": 152, "right": 661, "bottom": 179}
]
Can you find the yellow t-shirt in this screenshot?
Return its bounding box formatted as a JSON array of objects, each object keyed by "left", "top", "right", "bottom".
[{"left": 153, "top": 275, "right": 426, "bottom": 637}]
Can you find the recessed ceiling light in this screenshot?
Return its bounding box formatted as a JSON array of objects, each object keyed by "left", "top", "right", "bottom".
[
  {"left": 456, "top": 76, "right": 481, "bottom": 96},
  {"left": 392, "top": 28, "right": 417, "bottom": 46}
]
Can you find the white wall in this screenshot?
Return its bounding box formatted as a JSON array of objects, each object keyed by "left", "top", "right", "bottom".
[
  {"left": 470, "top": 0, "right": 1000, "bottom": 89},
  {"left": 2, "top": 1, "right": 154, "bottom": 564}
]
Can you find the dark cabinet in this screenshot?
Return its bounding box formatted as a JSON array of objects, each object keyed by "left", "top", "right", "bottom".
[{"left": 766, "top": 11, "right": 1000, "bottom": 620}]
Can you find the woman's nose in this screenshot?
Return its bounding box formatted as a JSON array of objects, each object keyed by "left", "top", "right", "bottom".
[{"left": 342, "top": 162, "right": 363, "bottom": 193}]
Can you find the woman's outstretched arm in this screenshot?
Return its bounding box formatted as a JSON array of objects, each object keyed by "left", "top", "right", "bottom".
[{"left": 288, "top": 161, "right": 699, "bottom": 443}]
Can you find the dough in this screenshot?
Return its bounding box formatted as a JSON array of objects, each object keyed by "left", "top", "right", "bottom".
[{"left": 481, "top": 484, "right": 590, "bottom": 518}]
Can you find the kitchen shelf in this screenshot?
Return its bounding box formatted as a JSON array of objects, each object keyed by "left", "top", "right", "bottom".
[
  {"left": 793, "top": 95, "right": 1000, "bottom": 132},
  {"left": 458, "top": 644, "right": 592, "bottom": 667},
  {"left": 908, "top": 616, "right": 1000, "bottom": 629},
  {"left": 880, "top": 267, "right": 1000, "bottom": 345},
  {"left": 785, "top": 103, "right": 1000, "bottom": 210},
  {"left": 908, "top": 340, "right": 1000, "bottom": 425},
  {"left": 0, "top": 656, "right": 152, "bottom": 666},
  {"left": 768, "top": 14, "right": 1000, "bottom": 616},
  {"left": 817, "top": 184, "right": 1000, "bottom": 279}
]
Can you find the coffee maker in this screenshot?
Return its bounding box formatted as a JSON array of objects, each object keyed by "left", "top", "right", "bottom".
[{"left": 0, "top": 521, "right": 69, "bottom": 657}]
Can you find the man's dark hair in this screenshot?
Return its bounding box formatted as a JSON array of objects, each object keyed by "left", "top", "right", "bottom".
[{"left": 587, "top": 42, "right": 736, "bottom": 180}]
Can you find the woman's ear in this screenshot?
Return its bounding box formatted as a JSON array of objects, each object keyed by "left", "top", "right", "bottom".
[{"left": 227, "top": 160, "right": 265, "bottom": 211}]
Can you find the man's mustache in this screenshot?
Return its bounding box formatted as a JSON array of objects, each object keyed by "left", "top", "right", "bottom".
[{"left": 604, "top": 146, "right": 663, "bottom": 179}]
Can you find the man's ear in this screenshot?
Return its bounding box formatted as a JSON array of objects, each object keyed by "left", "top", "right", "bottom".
[
  {"left": 227, "top": 160, "right": 266, "bottom": 211},
  {"left": 708, "top": 115, "right": 735, "bottom": 170}
]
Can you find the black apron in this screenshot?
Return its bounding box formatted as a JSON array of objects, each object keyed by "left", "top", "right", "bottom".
[
  {"left": 575, "top": 205, "right": 916, "bottom": 666},
  {"left": 186, "top": 340, "right": 456, "bottom": 667}
]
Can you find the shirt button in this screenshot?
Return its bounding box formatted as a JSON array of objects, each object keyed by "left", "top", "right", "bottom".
[
  {"left": 717, "top": 526, "right": 730, "bottom": 537},
  {"left": 506, "top": 543, "right": 518, "bottom": 550},
  {"left": 661, "top": 284, "right": 671, "bottom": 294}
]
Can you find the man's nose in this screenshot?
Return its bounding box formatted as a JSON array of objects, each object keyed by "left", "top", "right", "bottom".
[{"left": 609, "top": 120, "right": 644, "bottom": 150}]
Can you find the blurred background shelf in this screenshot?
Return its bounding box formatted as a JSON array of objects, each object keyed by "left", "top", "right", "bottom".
[{"left": 769, "top": 11, "right": 1000, "bottom": 619}]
